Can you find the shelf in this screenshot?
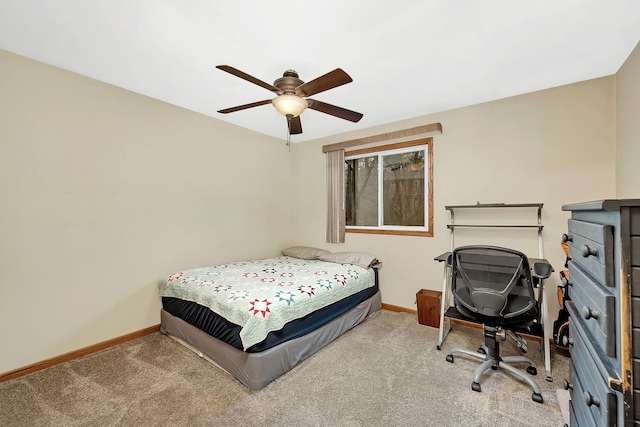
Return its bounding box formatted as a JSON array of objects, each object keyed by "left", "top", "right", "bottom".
[
  {"left": 446, "top": 203, "right": 543, "bottom": 210},
  {"left": 447, "top": 224, "right": 543, "bottom": 230},
  {"left": 445, "top": 203, "right": 544, "bottom": 232},
  {"left": 444, "top": 307, "right": 543, "bottom": 340}
]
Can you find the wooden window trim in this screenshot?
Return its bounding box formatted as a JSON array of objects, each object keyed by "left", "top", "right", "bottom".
[
  {"left": 346, "top": 229, "right": 433, "bottom": 237},
  {"left": 345, "top": 138, "right": 434, "bottom": 237},
  {"left": 345, "top": 137, "right": 432, "bottom": 157},
  {"left": 322, "top": 122, "right": 442, "bottom": 153}
]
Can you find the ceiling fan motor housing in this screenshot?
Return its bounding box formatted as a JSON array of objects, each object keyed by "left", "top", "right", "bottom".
[{"left": 274, "top": 70, "right": 304, "bottom": 95}]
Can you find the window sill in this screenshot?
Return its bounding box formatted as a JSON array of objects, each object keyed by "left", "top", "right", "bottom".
[{"left": 346, "top": 228, "right": 433, "bottom": 237}]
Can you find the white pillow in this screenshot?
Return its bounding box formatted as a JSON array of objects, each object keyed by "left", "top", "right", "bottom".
[
  {"left": 318, "top": 252, "right": 380, "bottom": 269},
  {"left": 281, "top": 246, "right": 331, "bottom": 260}
]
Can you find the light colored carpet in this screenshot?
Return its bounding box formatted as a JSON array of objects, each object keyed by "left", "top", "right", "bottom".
[{"left": 0, "top": 310, "right": 569, "bottom": 426}]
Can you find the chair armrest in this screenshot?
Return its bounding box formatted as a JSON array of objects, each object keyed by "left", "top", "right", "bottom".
[{"left": 532, "top": 262, "right": 553, "bottom": 280}]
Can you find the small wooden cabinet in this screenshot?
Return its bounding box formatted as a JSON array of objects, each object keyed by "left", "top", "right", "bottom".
[
  {"left": 416, "top": 289, "right": 441, "bottom": 328},
  {"left": 562, "top": 199, "right": 640, "bottom": 427}
]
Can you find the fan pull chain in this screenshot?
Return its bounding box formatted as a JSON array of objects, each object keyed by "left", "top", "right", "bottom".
[{"left": 286, "top": 114, "right": 292, "bottom": 150}]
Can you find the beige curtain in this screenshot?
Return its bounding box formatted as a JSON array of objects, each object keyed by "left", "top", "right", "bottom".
[{"left": 326, "top": 149, "right": 345, "bottom": 243}]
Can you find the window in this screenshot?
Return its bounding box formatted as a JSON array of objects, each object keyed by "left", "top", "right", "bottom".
[{"left": 344, "top": 138, "right": 433, "bottom": 236}]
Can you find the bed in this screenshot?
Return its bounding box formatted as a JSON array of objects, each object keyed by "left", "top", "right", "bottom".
[{"left": 159, "top": 246, "right": 382, "bottom": 390}]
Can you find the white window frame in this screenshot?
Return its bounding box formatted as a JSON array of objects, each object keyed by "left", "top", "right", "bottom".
[{"left": 344, "top": 138, "right": 433, "bottom": 237}]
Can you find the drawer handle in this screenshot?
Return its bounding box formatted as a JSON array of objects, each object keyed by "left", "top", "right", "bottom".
[
  {"left": 584, "top": 391, "right": 601, "bottom": 407},
  {"left": 581, "top": 244, "right": 598, "bottom": 258},
  {"left": 582, "top": 306, "right": 599, "bottom": 320},
  {"left": 562, "top": 233, "right": 573, "bottom": 243},
  {"left": 562, "top": 336, "right": 574, "bottom": 347},
  {"left": 562, "top": 379, "right": 573, "bottom": 391}
]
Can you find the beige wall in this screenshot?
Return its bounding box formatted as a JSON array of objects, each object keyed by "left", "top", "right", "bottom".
[
  {"left": 616, "top": 41, "right": 640, "bottom": 198},
  {"left": 0, "top": 50, "right": 294, "bottom": 373},
  {"left": 291, "top": 77, "right": 616, "bottom": 318},
  {"left": 2, "top": 43, "right": 634, "bottom": 375}
]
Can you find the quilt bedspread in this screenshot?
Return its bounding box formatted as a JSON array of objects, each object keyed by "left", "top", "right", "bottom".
[{"left": 159, "top": 256, "right": 376, "bottom": 350}]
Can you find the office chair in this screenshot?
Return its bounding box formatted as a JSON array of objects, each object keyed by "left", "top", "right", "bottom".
[{"left": 444, "top": 245, "right": 552, "bottom": 403}]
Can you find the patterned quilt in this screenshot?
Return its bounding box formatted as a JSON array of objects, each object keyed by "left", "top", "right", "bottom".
[{"left": 159, "top": 256, "right": 376, "bottom": 350}]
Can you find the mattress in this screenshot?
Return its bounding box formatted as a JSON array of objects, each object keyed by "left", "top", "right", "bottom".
[
  {"left": 160, "top": 290, "right": 382, "bottom": 390},
  {"left": 159, "top": 255, "right": 379, "bottom": 350},
  {"left": 162, "top": 274, "right": 378, "bottom": 352}
]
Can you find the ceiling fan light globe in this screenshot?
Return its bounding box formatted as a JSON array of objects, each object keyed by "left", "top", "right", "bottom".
[{"left": 272, "top": 95, "right": 308, "bottom": 117}]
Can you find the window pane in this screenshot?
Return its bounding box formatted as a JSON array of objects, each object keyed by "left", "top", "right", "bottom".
[
  {"left": 382, "top": 150, "right": 425, "bottom": 226},
  {"left": 345, "top": 156, "right": 378, "bottom": 226}
]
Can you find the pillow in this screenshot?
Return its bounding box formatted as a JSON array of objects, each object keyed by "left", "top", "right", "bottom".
[
  {"left": 318, "top": 252, "right": 380, "bottom": 269},
  {"left": 281, "top": 246, "right": 331, "bottom": 260}
]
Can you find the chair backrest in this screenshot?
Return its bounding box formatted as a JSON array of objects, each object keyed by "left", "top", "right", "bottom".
[{"left": 451, "top": 246, "right": 537, "bottom": 322}]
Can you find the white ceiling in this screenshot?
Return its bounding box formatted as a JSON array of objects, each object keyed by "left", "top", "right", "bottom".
[{"left": 1, "top": 1, "right": 640, "bottom": 142}]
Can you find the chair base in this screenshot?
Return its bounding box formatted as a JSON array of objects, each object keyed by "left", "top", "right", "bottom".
[{"left": 446, "top": 347, "right": 543, "bottom": 403}]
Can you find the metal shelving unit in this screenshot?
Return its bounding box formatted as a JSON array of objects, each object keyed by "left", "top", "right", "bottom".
[{"left": 446, "top": 203, "right": 544, "bottom": 257}]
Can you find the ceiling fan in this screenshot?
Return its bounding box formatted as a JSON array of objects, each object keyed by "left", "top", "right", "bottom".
[{"left": 216, "top": 65, "right": 363, "bottom": 135}]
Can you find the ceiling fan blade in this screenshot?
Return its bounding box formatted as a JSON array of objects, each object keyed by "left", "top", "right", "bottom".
[
  {"left": 295, "top": 68, "right": 352, "bottom": 97},
  {"left": 288, "top": 115, "right": 303, "bottom": 134},
  {"left": 307, "top": 99, "right": 363, "bottom": 122},
  {"left": 216, "top": 65, "right": 281, "bottom": 93},
  {"left": 217, "top": 99, "right": 272, "bottom": 114}
]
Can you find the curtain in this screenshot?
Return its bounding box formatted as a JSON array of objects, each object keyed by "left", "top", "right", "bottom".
[{"left": 326, "top": 149, "right": 345, "bottom": 243}]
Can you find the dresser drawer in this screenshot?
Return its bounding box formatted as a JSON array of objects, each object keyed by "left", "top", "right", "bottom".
[
  {"left": 569, "top": 383, "right": 597, "bottom": 427},
  {"left": 569, "top": 361, "right": 616, "bottom": 427},
  {"left": 567, "top": 302, "right": 618, "bottom": 427},
  {"left": 633, "top": 236, "right": 640, "bottom": 265},
  {"left": 569, "top": 262, "right": 616, "bottom": 357},
  {"left": 632, "top": 206, "right": 640, "bottom": 235},
  {"left": 567, "top": 219, "right": 614, "bottom": 287},
  {"left": 633, "top": 267, "right": 640, "bottom": 296}
]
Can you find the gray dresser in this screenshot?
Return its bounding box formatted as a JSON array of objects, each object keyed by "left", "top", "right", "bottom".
[{"left": 561, "top": 199, "right": 640, "bottom": 427}]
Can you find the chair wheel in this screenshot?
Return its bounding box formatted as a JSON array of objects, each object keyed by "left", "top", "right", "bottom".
[
  {"left": 477, "top": 346, "right": 486, "bottom": 354},
  {"left": 446, "top": 354, "right": 454, "bottom": 363},
  {"left": 471, "top": 382, "right": 481, "bottom": 392},
  {"left": 526, "top": 366, "right": 537, "bottom": 376},
  {"left": 532, "top": 392, "right": 543, "bottom": 403}
]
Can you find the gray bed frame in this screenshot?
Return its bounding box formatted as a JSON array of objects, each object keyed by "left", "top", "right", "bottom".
[{"left": 160, "top": 290, "right": 382, "bottom": 390}]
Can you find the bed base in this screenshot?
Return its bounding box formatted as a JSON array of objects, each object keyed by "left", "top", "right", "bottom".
[{"left": 160, "top": 290, "right": 382, "bottom": 390}]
